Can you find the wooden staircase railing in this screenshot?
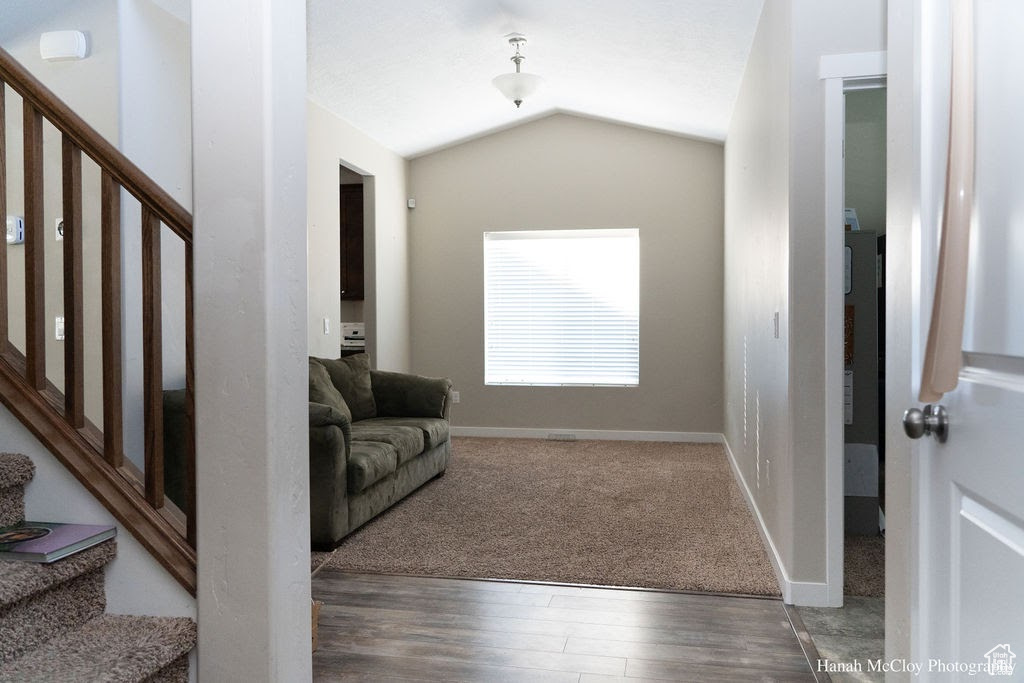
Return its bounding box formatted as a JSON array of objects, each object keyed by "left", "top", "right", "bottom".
[{"left": 0, "top": 47, "right": 196, "bottom": 594}]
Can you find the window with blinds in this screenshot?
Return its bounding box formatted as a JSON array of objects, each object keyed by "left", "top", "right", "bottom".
[{"left": 484, "top": 229, "right": 639, "bottom": 386}]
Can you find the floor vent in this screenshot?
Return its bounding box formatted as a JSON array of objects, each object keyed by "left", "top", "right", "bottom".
[{"left": 547, "top": 433, "right": 577, "bottom": 442}]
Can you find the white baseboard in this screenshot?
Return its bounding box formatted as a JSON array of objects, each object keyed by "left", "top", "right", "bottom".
[
  {"left": 787, "top": 578, "right": 831, "bottom": 607},
  {"left": 720, "top": 436, "right": 830, "bottom": 606},
  {"left": 450, "top": 426, "right": 723, "bottom": 443}
]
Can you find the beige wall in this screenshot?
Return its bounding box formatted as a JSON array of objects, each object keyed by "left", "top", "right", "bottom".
[
  {"left": 724, "top": 0, "right": 886, "bottom": 598},
  {"left": 307, "top": 100, "right": 410, "bottom": 370},
  {"left": 845, "top": 88, "right": 887, "bottom": 234},
  {"left": 723, "top": 0, "right": 793, "bottom": 585},
  {"left": 408, "top": 113, "right": 723, "bottom": 434}
]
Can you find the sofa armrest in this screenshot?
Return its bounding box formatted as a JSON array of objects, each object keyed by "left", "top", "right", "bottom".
[
  {"left": 308, "top": 401, "right": 351, "bottom": 548},
  {"left": 370, "top": 370, "right": 453, "bottom": 419},
  {"left": 310, "top": 401, "right": 351, "bottom": 432},
  {"left": 309, "top": 401, "right": 352, "bottom": 463}
]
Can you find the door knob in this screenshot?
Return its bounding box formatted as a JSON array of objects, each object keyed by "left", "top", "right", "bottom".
[{"left": 902, "top": 404, "right": 949, "bottom": 443}]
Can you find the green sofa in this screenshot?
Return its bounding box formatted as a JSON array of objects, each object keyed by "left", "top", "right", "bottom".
[{"left": 308, "top": 353, "right": 453, "bottom": 550}]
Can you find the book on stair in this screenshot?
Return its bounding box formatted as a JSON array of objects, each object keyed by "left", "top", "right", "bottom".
[{"left": 0, "top": 521, "right": 116, "bottom": 563}]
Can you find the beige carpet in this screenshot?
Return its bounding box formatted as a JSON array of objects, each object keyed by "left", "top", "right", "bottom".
[
  {"left": 319, "top": 437, "right": 781, "bottom": 596},
  {"left": 845, "top": 533, "right": 885, "bottom": 597}
]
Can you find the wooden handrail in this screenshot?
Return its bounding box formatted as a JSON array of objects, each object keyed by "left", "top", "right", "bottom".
[
  {"left": 0, "top": 46, "right": 196, "bottom": 595},
  {"left": 0, "top": 48, "right": 191, "bottom": 242}
]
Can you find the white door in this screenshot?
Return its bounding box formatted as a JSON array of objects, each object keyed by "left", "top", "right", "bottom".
[{"left": 898, "top": 0, "right": 1024, "bottom": 676}]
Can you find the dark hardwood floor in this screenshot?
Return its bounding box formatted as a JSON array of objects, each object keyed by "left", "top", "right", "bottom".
[{"left": 312, "top": 569, "right": 820, "bottom": 681}]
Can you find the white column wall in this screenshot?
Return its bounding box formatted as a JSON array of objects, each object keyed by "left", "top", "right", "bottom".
[{"left": 191, "top": 0, "right": 311, "bottom": 679}]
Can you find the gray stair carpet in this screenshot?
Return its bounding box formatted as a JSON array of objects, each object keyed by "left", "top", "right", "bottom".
[
  {"left": 0, "top": 452, "right": 196, "bottom": 681},
  {"left": 0, "top": 614, "right": 196, "bottom": 683},
  {"left": 0, "top": 453, "right": 34, "bottom": 527},
  {"left": 0, "top": 541, "right": 114, "bottom": 663}
]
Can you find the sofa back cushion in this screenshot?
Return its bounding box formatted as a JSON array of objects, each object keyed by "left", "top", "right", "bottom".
[
  {"left": 309, "top": 358, "right": 351, "bottom": 422},
  {"left": 313, "top": 353, "right": 377, "bottom": 421},
  {"left": 370, "top": 370, "right": 452, "bottom": 418}
]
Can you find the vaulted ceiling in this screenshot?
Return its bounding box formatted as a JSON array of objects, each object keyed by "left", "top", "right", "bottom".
[{"left": 307, "top": 0, "right": 765, "bottom": 158}]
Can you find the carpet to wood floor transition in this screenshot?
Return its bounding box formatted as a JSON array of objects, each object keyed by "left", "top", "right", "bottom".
[{"left": 315, "top": 437, "right": 781, "bottom": 596}]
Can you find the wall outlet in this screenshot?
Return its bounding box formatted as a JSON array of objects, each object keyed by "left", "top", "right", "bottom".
[
  {"left": 450, "top": 391, "right": 460, "bottom": 404},
  {"left": 323, "top": 317, "right": 330, "bottom": 335},
  {"left": 55, "top": 316, "right": 65, "bottom": 341}
]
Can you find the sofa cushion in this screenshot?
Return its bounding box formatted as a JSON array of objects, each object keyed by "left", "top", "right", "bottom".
[
  {"left": 358, "top": 417, "right": 450, "bottom": 450},
  {"left": 309, "top": 359, "right": 351, "bottom": 422},
  {"left": 314, "top": 354, "right": 376, "bottom": 421},
  {"left": 347, "top": 441, "right": 397, "bottom": 494},
  {"left": 349, "top": 424, "right": 424, "bottom": 465}
]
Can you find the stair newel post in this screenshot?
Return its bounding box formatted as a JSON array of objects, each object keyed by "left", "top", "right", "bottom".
[
  {"left": 61, "top": 135, "right": 84, "bottom": 428},
  {"left": 0, "top": 85, "right": 8, "bottom": 351},
  {"left": 141, "top": 207, "right": 164, "bottom": 509},
  {"left": 22, "top": 101, "right": 44, "bottom": 390},
  {"left": 101, "top": 171, "right": 124, "bottom": 468}
]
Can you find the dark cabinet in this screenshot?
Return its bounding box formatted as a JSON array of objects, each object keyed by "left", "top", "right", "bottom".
[{"left": 340, "top": 183, "right": 364, "bottom": 300}]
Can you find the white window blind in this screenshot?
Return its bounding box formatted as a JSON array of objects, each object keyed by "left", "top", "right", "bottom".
[{"left": 484, "top": 229, "right": 639, "bottom": 386}]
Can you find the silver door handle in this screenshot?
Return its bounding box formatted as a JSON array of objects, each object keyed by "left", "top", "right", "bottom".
[{"left": 902, "top": 404, "right": 949, "bottom": 443}]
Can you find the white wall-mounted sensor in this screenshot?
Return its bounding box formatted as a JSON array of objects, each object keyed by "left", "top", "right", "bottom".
[
  {"left": 39, "top": 31, "right": 88, "bottom": 62},
  {"left": 6, "top": 216, "right": 25, "bottom": 245},
  {"left": 407, "top": 198, "right": 416, "bottom": 209}
]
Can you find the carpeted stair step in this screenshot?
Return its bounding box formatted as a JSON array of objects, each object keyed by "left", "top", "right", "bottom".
[
  {"left": 0, "top": 453, "right": 35, "bottom": 528},
  {"left": 0, "top": 613, "right": 196, "bottom": 683},
  {"left": 0, "top": 540, "right": 117, "bottom": 664}
]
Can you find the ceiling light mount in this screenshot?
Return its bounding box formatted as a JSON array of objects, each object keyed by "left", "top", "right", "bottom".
[
  {"left": 507, "top": 33, "right": 527, "bottom": 70},
  {"left": 492, "top": 33, "right": 543, "bottom": 109}
]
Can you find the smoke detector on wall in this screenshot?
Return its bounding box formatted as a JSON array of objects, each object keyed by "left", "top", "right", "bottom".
[{"left": 39, "top": 31, "right": 88, "bottom": 62}]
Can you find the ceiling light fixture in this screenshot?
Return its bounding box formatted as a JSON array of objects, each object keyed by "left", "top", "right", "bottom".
[{"left": 492, "top": 33, "right": 543, "bottom": 109}]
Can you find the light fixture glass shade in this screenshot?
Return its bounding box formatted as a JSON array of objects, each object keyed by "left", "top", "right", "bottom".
[{"left": 492, "top": 72, "right": 544, "bottom": 106}]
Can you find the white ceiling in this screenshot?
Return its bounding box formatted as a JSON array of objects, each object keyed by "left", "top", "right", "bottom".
[{"left": 307, "top": 0, "right": 765, "bottom": 158}]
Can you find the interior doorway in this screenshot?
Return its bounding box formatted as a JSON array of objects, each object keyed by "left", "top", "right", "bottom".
[
  {"left": 339, "top": 164, "right": 367, "bottom": 357},
  {"left": 841, "top": 86, "right": 887, "bottom": 595},
  {"left": 808, "top": 52, "right": 888, "bottom": 668}
]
